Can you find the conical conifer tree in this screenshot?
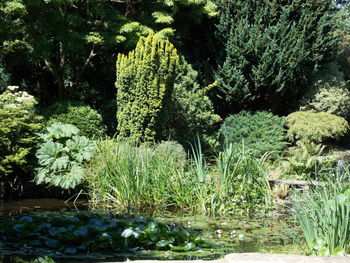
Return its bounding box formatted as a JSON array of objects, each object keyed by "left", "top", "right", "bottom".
[{"left": 115, "top": 34, "right": 180, "bottom": 143}]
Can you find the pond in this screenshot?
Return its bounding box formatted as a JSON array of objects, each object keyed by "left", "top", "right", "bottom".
[{"left": 0, "top": 199, "right": 303, "bottom": 262}]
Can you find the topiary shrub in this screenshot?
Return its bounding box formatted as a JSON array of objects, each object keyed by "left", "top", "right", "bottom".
[
  {"left": 300, "top": 61, "right": 350, "bottom": 118},
  {"left": 44, "top": 100, "right": 107, "bottom": 139},
  {"left": 115, "top": 33, "right": 179, "bottom": 144},
  {"left": 220, "top": 111, "right": 287, "bottom": 157},
  {"left": 286, "top": 111, "right": 349, "bottom": 143},
  {"left": 0, "top": 86, "right": 42, "bottom": 198},
  {"left": 35, "top": 123, "right": 95, "bottom": 190}
]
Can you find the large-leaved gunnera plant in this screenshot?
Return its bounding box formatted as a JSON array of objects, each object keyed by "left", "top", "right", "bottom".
[{"left": 35, "top": 123, "right": 95, "bottom": 190}]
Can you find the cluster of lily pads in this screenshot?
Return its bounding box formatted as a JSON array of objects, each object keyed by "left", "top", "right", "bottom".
[{"left": 0, "top": 212, "right": 205, "bottom": 258}]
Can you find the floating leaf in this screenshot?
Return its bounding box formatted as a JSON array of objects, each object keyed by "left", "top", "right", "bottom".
[
  {"left": 184, "top": 242, "right": 196, "bottom": 251},
  {"left": 64, "top": 247, "right": 77, "bottom": 254},
  {"left": 45, "top": 239, "right": 59, "bottom": 248},
  {"left": 156, "top": 240, "right": 172, "bottom": 248},
  {"left": 19, "top": 216, "right": 33, "bottom": 223},
  {"left": 121, "top": 228, "right": 139, "bottom": 238},
  {"left": 74, "top": 226, "right": 89, "bottom": 237}
]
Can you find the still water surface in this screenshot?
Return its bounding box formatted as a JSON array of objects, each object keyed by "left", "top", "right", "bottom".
[{"left": 0, "top": 199, "right": 303, "bottom": 263}]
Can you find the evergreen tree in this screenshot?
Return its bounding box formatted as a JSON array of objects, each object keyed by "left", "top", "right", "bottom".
[
  {"left": 116, "top": 34, "right": 179, "bottom": 143},
  {"left": 169, "top": 57, "right": 220, "bottom": 150},
  {"left": 215, "top": 0, "right": 339, "bottom": 114}
]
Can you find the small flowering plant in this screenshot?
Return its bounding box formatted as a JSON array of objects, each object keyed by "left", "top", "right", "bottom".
[
  {"left": 0, "top": 86, "right": 42, "bottom": 198},
  {"left": 0, "top": 86, "right": 36, "bottom": 109}
]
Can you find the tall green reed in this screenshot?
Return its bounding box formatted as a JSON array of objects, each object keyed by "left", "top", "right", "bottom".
[
  {"left": 86, "top": 140, "right": 178, "bottom": 213},
  {"left": 214, "top": 143, "right": 272, "bottom": 215},
  {"left": 86, "top": 139, "right": 271, "bottom": 216},
  {"left": 293, "top": 166, "right": 350, "bottom": 255}
]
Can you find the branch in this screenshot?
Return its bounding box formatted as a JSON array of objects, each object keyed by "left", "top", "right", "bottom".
[{"left": 70, "top": 48, "right": 96, "bottom": 89}]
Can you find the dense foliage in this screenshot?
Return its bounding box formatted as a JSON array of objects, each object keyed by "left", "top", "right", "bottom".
[
  {"left": 215, "top": 0, "right": 339, "bottom": 114},
  {"left": 0, "top": 86, "right": 42, "bottom": 198},
  {"left": 116, "top": 34, "right": 179, "bottom": 143},
  {"left": 220, "top": 111, "right": 287, "bottom": 157},
  {"left": 0, "top": 0, "right": 216, "bottom": 104},
  {"left": 215, "top": 143, "right": 272, "bottom": 214},
  {"left": 293, "top": 171, "right": 350, "bottom": 255},
  {"left": 286, "top": 111, "right": 349, "bottom": 143},
  {"left": 2, "top": 0, "right": 350, "bottom": 256},
  {"left": 279, "top": 140, "right": 335, "bottom": 180},
  {"left": 44, "top": 101, "right": 107, "bottom": 139},
  {"left": 0, "top": 213, "right": 204, "bottom": 257},
  {"left": 87, "top": 140, "right": 271, "bottom": 215},
  {"left": 300, "top": 61, "right": 350, "bottom": 118},
  {"left": 35, "top": 123, "right": 95, "bottom": 190},
  {"left": 169, "top": 58, "right": 220, "bottom": 150}
]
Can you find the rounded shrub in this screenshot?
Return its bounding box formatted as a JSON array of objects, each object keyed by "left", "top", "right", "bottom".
[
  {"left": 220, "top": 111, "right": 287, "bottom": 157},
  {"left": 286, "top": 111, "right": 349, "bottom": 143},
  {"left": 154, "top": 141, "right": 187, "bottom": 170},
  {"left": 44, "top": 100, "right": 107, "bottom": 139}
]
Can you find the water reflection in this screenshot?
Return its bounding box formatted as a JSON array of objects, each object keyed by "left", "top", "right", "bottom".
[
  {"left": 0, "top": 199, "right": 87, "bottom": 216},
  {"left": 0, "top": 256, "right": 55, "bottom": 263}
]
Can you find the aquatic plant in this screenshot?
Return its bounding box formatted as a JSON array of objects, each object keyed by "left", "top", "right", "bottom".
[
  {"left": 215, "top": 143, "right": 272, "bottom": 215},
  {"left": 293, "top": 167, "right": 350, "bottom": 256},
  {"left": 87, "top": 140, "right": 271, "bottom": 216},
  {"left": 0, "top": 212, "right": 204, "bottom": 258},
  {"left": 86, "top": 140, "right": 181, "bottom": 212}
]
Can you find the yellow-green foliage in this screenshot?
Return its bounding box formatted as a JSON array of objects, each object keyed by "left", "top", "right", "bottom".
[
  {"left": 300, "top": 61, "right": 350, "bottom": 118},
  {"left": 116, "top": 34, "right": 180, "bottom": 143},
  {"left": 286, "top": 111, "right": 349, "bottom": 143}
]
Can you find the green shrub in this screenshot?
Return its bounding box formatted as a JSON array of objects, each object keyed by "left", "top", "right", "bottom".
[
  {"left": 44, "top": 100, "right": 107, "bottom": 139},
  {"left": 215, "top": 0, "right": 338, "bottom": 112},
  {"left": 35, "top": 123, "right": 95, "bottom": 190},
  {"left": 220, "top": 111, "right": 287, "bottom": 157},
  {"left": 154, "top": 141, "right": 187, "bottom": 169},
  {"left": 116, "top": 33, "right": 179, "bottom": 143},
  {"left": 169, "top": 58, "right": 220, "bottom": 151},
  {"left": 116, "top": 34, "right": 219, "bottom": 148},
  {"left": 0, "top": 86, "right": 42, "bottom": 198},
  {"left": 286, "top": 111, "right": 349, "bottom": 143},
  {"left": 300, "top": 61, "right": 350, "bottom": 118}
]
